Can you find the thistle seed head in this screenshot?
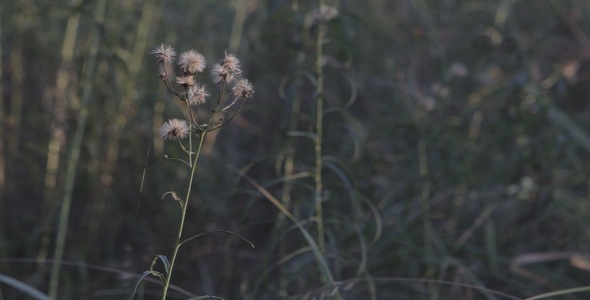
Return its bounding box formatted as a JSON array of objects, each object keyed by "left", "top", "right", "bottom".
[
  {"left": 179, "top": 50, "right": 206, "bottom": 75},
  {"left": 160, "top": 119, "right": 189, "bottom": 140},
  {"left": 151, "top": 44, "right": 176, "bottom": 64}
]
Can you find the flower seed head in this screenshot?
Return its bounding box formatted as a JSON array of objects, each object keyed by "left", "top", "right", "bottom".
[
  {"left": 222, "top": 53, "right": 241, "bottom": 72},
  {"left": 151, "top": 44, "right": 176, "bottom": 64},
  {"left": 179, "top": 50, "right": 206, "bottom": 75},
  {"left": 175, "top": 75, "right": 195, "bottom": 87},
  {"left": 211, "top": 63, "right": 228, "bottom": 83},
  {"left": 160, "top": 119, "right": 189, "bottom": 140},
  {"left": 232, "top": 79, "right": 255, "bottom": 99},
  {"left": 211, "top": 53, "right": 244, "bottom": 83},
  {"left": 188, "top": 84, "right": 209, "bottom": 105}
]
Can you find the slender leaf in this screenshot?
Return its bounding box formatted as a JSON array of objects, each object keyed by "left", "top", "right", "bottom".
[
  {"left": 0, "top": 273, "right": 49, "bottom": 300},
  {"left": 180, "top": 230, "right": 254, "bottom": 249},
  {"left": 128, "top": 270, "right": 164, "bottom": 300}
]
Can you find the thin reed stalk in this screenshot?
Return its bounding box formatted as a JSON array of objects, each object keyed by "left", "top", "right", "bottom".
[
  {"left": 49, "top": 0, "right": 106, "bottom": 298},
  {"left": 229, "top": 0, "right": 248, "bottom": 53},
  {"left": 39, "top": 0, "right": 79, "bottom": 273},
  {"left": 277, "top": 75, "right": 303, "bottom": 296},
  {"left": 0, "top": 9, "right": 5, "bottom": 262},
  {"left": 418, "top": 137, "right": 437, "bottom": 299},
  {"left": 314, "top": 0, "right": 328, "bottom": 257}
]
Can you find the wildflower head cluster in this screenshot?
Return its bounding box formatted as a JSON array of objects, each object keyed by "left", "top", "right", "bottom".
[
  {"left": 151, "top": 44, "right": 176, "bottom": 64},
  {"left": 232, "top": 78, "right": 255, "bottom": 99},
  {"left": 211, "top": 53, "right": 243, "bottom": 83},
  {"left": 159, "top": 119, "right": 189, "bottom": 140},
  {"left": 143, "top": 44, "right": 258, "bottom": 300},
  {"left": 151, "top": 44, "right": 255, "bottom": 141},
  {"left": 179, "top": 50, "right": 206, "bottom": 75},
  {"left": 188, "top": 84, "right": 209, "bottom": 105}
]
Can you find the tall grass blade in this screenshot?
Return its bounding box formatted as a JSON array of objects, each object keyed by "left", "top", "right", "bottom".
[
  {"left": 0, "top": 273, "right": 50, "bottom": 300},
  {"left": 229, "top": 165, "right": 337, "bottom": 287}
]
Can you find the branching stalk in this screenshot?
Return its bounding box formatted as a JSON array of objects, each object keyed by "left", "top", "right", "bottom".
[
  {"left": 160, "top": 125, "right": 208, "bottom": 299},
  {"left": 146, "top": 44, "right": 254, "bottom": 300}
]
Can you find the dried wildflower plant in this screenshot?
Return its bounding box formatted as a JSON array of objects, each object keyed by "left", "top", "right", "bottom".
[{"left": 130, "top": 44, "right": 255, "bottom": 300}]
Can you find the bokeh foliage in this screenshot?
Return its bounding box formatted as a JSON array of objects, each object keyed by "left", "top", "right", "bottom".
[{"left": 1, "top": 0, "right": 590, "bottom": 299}]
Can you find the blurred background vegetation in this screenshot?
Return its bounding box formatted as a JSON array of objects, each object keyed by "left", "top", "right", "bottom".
[{"left": 2, "top": 0, "right": 590, "bottom": 299}]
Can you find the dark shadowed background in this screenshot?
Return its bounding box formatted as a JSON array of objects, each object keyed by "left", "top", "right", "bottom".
[{"left": 1, "top": 0, "right": 590, "bottom": 299}]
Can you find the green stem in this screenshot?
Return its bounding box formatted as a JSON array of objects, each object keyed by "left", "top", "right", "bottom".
[
  {"left": 229, "top": 0, "right": 247, "bottom": 53},
  {"left": 419, "top": 137, "right": 436, "bottom": 299},
  {"left": 160, "top": 81, "right": 226, "bottom": 300},
  {"left": 314, "top": 0, "right": 327, "bottom": 256},
  {"left": 186, "top": 100, "right": 193, "bottom": 166},
  {"left": 161, "top": 128, "right": 207, "bottom": 300}
]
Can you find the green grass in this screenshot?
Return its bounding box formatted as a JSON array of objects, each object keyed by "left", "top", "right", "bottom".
[{"left": 2, "top": 0, "right": 590, "bottom": 299}]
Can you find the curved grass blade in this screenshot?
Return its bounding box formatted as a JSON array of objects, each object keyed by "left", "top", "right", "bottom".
[
  {"left": 228, "top": 165, "right": 337, "bottom": 288},
  {"left": 185, "top": 296, "right": 225, "bottom": 300},
  {"left": 0, "top": 273, "right": 50, "bottom": 300},
  {"left": 151, "top": 255, "right": 170, "bottom": 274},
  {"left": 526, "top": 286, "right": 590, "bottom": 300},
  {"left": 128, "top": 270, "right": 164, "bottom": 300},
  {"left": 323, "top": 156, "right": 383, "bottom": 243},
  {"left": 179, "top": 230, "right": 254, "bottom": 248}
]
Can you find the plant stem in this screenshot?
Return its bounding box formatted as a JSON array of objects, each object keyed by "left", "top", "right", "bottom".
[
  {"left": 161, "top": 128, "right": 207, "bottom": 300},
  {"left": 418, "top": 137, "right": 437, "bottom": 299},
  {"left": 229, "top": 0, "right": 247, "bottom": 53},
  {"left": 314, "top": 0, "right": 327, "bottom": 255},
  {"left": 161, "top": 82, "right": 226, "bottom": 299}
]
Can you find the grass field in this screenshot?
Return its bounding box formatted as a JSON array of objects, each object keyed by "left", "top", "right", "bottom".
[{"left": 1, "top": 0, "right": 590, "bottom": 299}]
